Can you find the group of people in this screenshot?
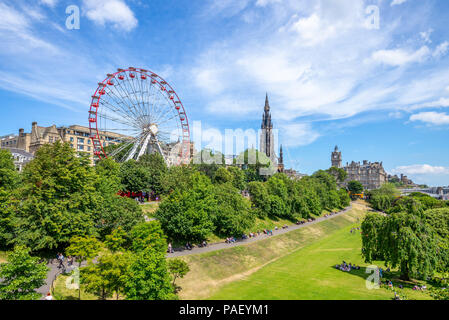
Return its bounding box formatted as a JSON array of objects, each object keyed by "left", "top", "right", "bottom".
[
  {"left": 226, "top": 229, "right": 275, "bottom": 244},
  {"left": 56, "top": 253, "right": 73, "bottom": 270},
  {"left": 350, "top": 227, "right": 361, "bottom": 234},
  {"left": 335, "top": 261, "right": 360, "bottom": 272},
  {"left": 225, "top": 237, "right": 237, "bottom": 243}
]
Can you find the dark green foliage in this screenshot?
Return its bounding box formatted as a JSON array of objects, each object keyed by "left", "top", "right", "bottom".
[
  {"left": 81, "top": 252, "right": 130, "bottom": 300},
  {"left": 326, "top": 166, "right": 347, "bottom": 183},
  {"left": 227, "top": 166, "right": 246, "bottom": 190},
  {"left": 347, "top": 180, "right": 364, "bottom": 195},
  {"left": 0, "top": 246, "right": 48, "bottom": 300},
  {"left": 119, "top": 159, "right": 151, "bottom": 193},
  {"left": 104, "top": 227, "right": 128, "bottom": 253},
  {"left": 247, "top": 181, "right": 270, "bottom": 215},
  {"left": 0, "top": 149, "right": 20, "bottom": 190},
  {"left": 213, "top": 167, "right": 233, "bottom": 184},
  {"left": 362, "top": 210, "right": 443, "bottom": 281},
  {"left": 155, "top": 173, "right": 216, "bottom": 243},
  {"left": 137, "top": 153, "right": 168, "bottom": 195},
  {"left": 212, "top": 184, "right": 255, "bottom": 236},
  {"left": 167, "top": 258, "right": 190, "bottom": 292},
  {"left": 129, "top": 221, "right": 167, "bottom": 253},
  {"left": 12, "top": 142, "right": 99, "bottom": 250},
  {"left": 247, "top": 170, "right": 346, "bottom": 221},
  {"left": 367, "top": 183, "right": 399, "bottom": 212},
  {"left": 267, "top": 195, "right": 288, "bottom": 218},
  {"left": 124, "top": 247, "right": 175, "bottom": 300},
  {"left": 94, "top": 195, "right": 144, "bottom": 240}
]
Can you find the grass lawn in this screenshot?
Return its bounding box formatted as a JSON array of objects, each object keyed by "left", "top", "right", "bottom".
[
  {"left": 177, "top": 201, "right": 366, "bottom": 299},
  {"left": 208, "top": 218, "right": 433, "bottom": 300},
  {"left": 52, "top": 272, "right": 122, "bottom": 300},
  {"left": 141, "top": 201, "right": 160, "bottom": 218},
  {"left": 177, "top": 201, "right": 433, "bottom": 300}
]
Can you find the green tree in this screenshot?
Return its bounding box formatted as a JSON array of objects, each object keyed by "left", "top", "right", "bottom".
[
  {"left": 213, "top": 167, "right": 233, "bottom": 184},
  {"left": 227, "top": 166, "right": 246, "bottom": 190},
  {"left": 0, "top": 246, "right": 48, "bottom": 300},
  {"left": 161, "top": 165, "right": 197, "bottom": 194},
  {"left": 81, "top": 252, "right": 130, "bottom": 300},
  {"left": 138, "top": 153, "right": 168, "bottom": 195},
  {"left": 167, "top": 258, "right": 190, "bottom": 293},
  {"left": 155, "top": 173, "right": 215, "bottom": 243},
  {"left": 347, "top": 180, "right": 364, "bottom": 195},
  {"left": 129, "top": 221, "right": 167, "bottom": 253},
  {"left": 267, "top": 195, "right": 288, "bottom": 218},
  {"left": 338, "top": 188, "right": 351, "bottom": 208},
  {"left": 13, "top": 142, "right": 99, "bottom": 250},
  {"left": 66, "top": 236, "right": 101, "bottom": 299},
  {"left": 0, "top": 149, "right": 20, "bottom": 190},
  {"left": 212, "top": 184, "right": 255, "bottom": 236},
  {"left": 361, "top": 211, "right": 441, "bottom": 280},
  {"left": 247, "top": 181, "right": 270, "bottom": 215},
  {"left": 119, "top": 159, "right": 151, "bottom": 193},
  {"left": 94, "top": 194, "right": 144, "bottom": 239},
  {"left": 124, "top": 248, "right": 174, "bottom": 300},
  {"left": 105, "top": 227, "right": 128, "bottom": 253},
  {"left": 326, "top": 166, "right": 347, "bottom": 184}
]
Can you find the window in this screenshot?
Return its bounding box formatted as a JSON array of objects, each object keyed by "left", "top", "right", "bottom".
[
  {"left": 78, "top": 138, "right": 85, "bottom": 144},
  {"left": 78, "top": 145, "right": 84, "bottom": 151},
  {"left": 88, "top": 139, "right": 91, "bottom": 144},
  {"left": 70, "top": 144, "right": 74, "bottom": 148},
  {"left": 49, "top": 137, "right": 53, "bottom": 143},
  {"left": 70, "top": 137, "right": 74, "bottom": 142},
  {"left": 87, "top": 146, "right": 91, "bottom": 151}
]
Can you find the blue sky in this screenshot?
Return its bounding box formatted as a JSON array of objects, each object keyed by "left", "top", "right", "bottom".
[{"left": 0, "top": 0, "right": 448, "bottom": 186}]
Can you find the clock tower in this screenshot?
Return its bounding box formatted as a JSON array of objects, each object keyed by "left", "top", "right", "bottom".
[{"left": 331, "top": 145, "right": 342, "bottom": 168}]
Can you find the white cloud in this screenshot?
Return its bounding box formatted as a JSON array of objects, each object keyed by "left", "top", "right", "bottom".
[
  {"left": 281, "top": 123, "right": 320, "bottom": 147},
  {"left": 409, "top": 97, "right": 449, "bottom": 111},
  {"left": 433, "top": 41, "right": 449, "bottom": 58},
  {"left": 371, "top": 46, "right": 431, "bottom": 66},
  {"left": 190, "top": 0, "right": 449, "bottom": 125},
  {"left": 420, "top": 29, "right": 433, "bottom": 44},
  {"left": 409, "top": 112, "right": 449, "bottom": 125},
  {"left": 0, "top": 3, "right": 58, "bottom": 53},
  {"left": 392, "top": 164, "right": 449, "bottom": 175},
  {"left": 290, "top": 14, "right": 337, "bottom": 46},
  {"left": 255, "top": 0, "right": 281, "bottom": 7},
  {"left": 82, "top": 0, "right": 138, "bottom": 31},
  {"left": 391, "top": 0, "right": 407, "bottom": 6},
  {"left": 40, "top": 0, "right": 58, "bottom": 7}
]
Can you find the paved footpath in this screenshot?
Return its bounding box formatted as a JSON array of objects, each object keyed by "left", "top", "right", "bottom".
[
  {"left": 39, "top": 204, "right": 353, "bottom": 299},
  {"left": 167, "top": 204, "right": 353, "bottom": 258}
]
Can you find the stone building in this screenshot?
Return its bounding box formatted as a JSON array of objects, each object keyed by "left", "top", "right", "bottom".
[
  {"left": 7, "top": 148, "right": 34, "bottom": 172},
  {"left": 1, "top": 122, "right": 127, "bottom": 162},
  {"left": 331, "top": 146, "right": 387, "bottom": 190},
  {"left": 0, "top": 134, "right": 19, "bottom": 149}
]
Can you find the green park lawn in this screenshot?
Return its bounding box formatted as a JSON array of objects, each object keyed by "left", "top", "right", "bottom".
[
  {"left": 208, "top": 220, "right": 433, "bottom": 300},
  {"left": 177, "top": 201, "right": 433, "bottom": 300}
]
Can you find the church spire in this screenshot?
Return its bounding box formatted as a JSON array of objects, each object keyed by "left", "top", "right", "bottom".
[
  {"left": 264, "top": 93, "right": 270, "bottom": 112},
  {"left": 279, "top": 145, "right": 283, "bottom": 164}
]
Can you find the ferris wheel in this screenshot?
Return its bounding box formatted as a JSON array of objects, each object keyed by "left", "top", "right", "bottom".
[{"left": 88, "top": 67, "right": 190, "bottom": 166}]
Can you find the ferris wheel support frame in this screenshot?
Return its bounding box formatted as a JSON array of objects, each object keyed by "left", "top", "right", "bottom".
[{"left": 88, "top": 67, "right": 191, "bottom": 165}]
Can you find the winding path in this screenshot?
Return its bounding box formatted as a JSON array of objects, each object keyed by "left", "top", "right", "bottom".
[
  {"left": 39, "top": 203, "right": 354, "bottom": 299},
  {"left": 167, "top": 204, "right": 353, "bottom": 258}
]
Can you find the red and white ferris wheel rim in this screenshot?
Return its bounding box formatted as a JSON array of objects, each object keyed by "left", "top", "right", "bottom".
[{"left": 88, "top": 67, "right": 190, "bottom": 165}]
